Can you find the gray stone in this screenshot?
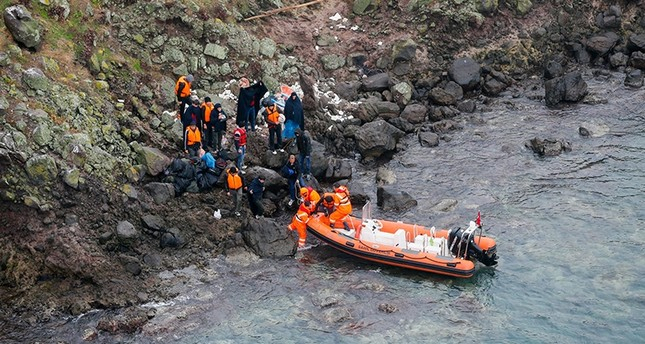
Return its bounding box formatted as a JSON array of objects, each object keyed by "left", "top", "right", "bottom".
[
  {"left": 131, "top": 143, "right": 171, "bottom": 176},
  {"left": 627, "top": 33, "right": 645, "bottom": 53},
  {"left": 356, "top": 119, "right": 405, "bottom": 159},
  {"left": 141, "top": 214, "right": 166, "bottom": 232},
  {"left": 25, "top": 154, "right": 58, "bottom": 184},
  {"left": 361, "top": 73, "right": 390, "bottom": 92},
  {"left": 353, "top": 0, "right": 380, "bottom": 15},
  {"left": 62, "top": 168, "right": 81, "bottom": 189},
  {"left": 0, "top": 96, "right": 9, "bottom": 115},
  {"left": 241, "top": 218, "right": 297, "bottom": 257},
  {"left": 22, "top": 68, "right": 50, "bottom": 91},
  {"left": 443, "top": 81, "right": 463, "bottom": 100},
  {"left": 32, "top": 125, "right": 52, "bottom": 147},
  {"left": 586, "top": 32, "right": 619, "bottom": 56},
  {"left": 377, "top": 185, "right": 417, "bottom": 211},
  {"left": 333, "top": 81, "right": 361, "bottom": 101},
  {"left": 376, "top": 167, "right": 396, "bottom": 185},
  {"left": 629, "top": 51, "right": 645, "bottom": 69},
  {"left": 391, "top": 82, "right": 412, "bottom": 107},
  {"left": 3, "top": 5, "right": 42, "bottom": 49},
  {"left": 429, "top": 87, "right": 456, "bottom": 106},
  {"left": 0, "top": 52, "right": 9, "bottom": 67},
  {"left": 324, "top": 158, "right": 353, "bottom": 181},
  {"left": 609, "top": 52, "right": 628, "bottom": 68},
  {"left": 624, "top": 68, "right": 643, "bottom": 88},
  {"left": 320, "top": 54, "right": 346, "bottom": 70},
  {"left": 391, "top": 38, "right": 416, "bottom": 63},
  {"left": 399, "top": 103, "right": 427, "bottom": 124},
  {"left": 544, "top": 71, "right": 588, "bottom": 107},
  {"left": 143, "top": 182, "right": 175, "bottom": 204},
  {"left": 418, "top": 131, "right": 440, "bottom": 147},
  {"left": 448, "top": 57, "right": 481, "bottom": 91},
  {"left": 116, "top": 220, "right": 139, "bottom": 241},
  {"left": 204, "top": 43, "right": 228, "bottom": 59},
  {"left": 259, "top": 38, "right": 277, "bottom": 58},
  {"left": 525, "top": 137, "right": 572, "bottom": 157},
  {"left": 356, "top": 99, "right": 400, "bottom": 122}
]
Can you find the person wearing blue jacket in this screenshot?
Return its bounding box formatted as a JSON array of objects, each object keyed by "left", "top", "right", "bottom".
[
  {"left": 247, "top": 175, "right": 266, "bottom": 218},
  {"left": 281, "top": 154, "right": 300, "bottom": 206}
]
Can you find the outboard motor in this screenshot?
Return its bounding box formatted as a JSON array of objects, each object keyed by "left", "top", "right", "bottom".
[{"left": 447, "top": 227, "right": 498, "bottom": 266}]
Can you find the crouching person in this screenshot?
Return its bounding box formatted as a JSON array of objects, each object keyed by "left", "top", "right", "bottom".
[{"left": 288, "top": 201, "right": 314, "bottom": 249}]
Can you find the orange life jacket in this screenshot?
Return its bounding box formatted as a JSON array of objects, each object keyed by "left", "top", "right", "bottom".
[
  {"left": 303, "top": 188, "right": 321, "bottom": 206},
  {"left": 186, "top": 127, "right": 201, "bottom": 146},
  {"left": 201, "top": 102, "right": 214, "bottom": 122},
  {"left": 334, "top": 188, "right": 352, "bottom": 214},
  {"left": 288, "top": 210, "right": 310, "bottom": 246},
  {"left": 175, "top": 76, "right": 192, "bottom": 98},
  {"left": 227, "top": 170, "right": 243, "bottom": 190},
  {"left": 266, "top": 105, "right": 280, "bottom": 125}
]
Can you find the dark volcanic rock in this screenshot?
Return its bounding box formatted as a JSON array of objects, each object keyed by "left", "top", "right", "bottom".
[
  {"left": 544, "top": 71, "right": 588, "bottom": 107},
  {"left": 525, "top": 137, "right": 572, "bottom": 156},
  {"left": 241, "top": 218, "right": 297, "bottom": 257},
  {"left": 355, "top": 120, "right": 405, "bottom": 159},
  {"left": 448, "top": 57, "right": 481, "bottom": 91},
  {"left": 376, "top": 185, "right": 418, "bottom": 212}
]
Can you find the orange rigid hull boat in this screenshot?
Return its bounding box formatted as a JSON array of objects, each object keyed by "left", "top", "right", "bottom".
[{"left": 306, "top": 205, "right": 498, "bottom": 278}]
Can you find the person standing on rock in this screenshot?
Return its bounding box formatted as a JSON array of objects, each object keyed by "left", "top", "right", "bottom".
[
  {"left": 225, "top": 166, "right": 245, "bottom": 217},
  {"left": 284, "top": 92, "right": 304, "bottom": 131},
  {"left": 213, "top": 103, "right": 227, "bottom": 151},
  {"left": 184, "top": 120, "right": 202, "bottom": 157},
  {"left": 247, "top": 175, "right": 266, "bottom": 219},
  {"left": 236, "top": 78, "right": 268, "bottom": 132},
  {"left": 264, "top": 99, "right": 284, "bottom": 154},
  {"left": 175, "top": 74, "right": 194, "bottom": 117},
  {"left": 182, "top": 97, "right": 202, "bottom": 147},
  {"left": 233, "top": 123, "right": 247, "bottom": 174},
  {"left": 294, "top": 128, "right": 312, "bottom": 177},
  {"left": 201, "top": 97, "right": 215, "bottom": 151},
  {"left": 281, "top": 154, "right": 300, "bottom": 206}
]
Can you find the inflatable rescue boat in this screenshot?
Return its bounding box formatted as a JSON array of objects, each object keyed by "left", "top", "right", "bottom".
[{"left": 306, "top": 202, "right": 498, "bottom": 278}]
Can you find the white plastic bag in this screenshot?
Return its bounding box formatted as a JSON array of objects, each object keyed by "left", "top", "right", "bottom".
[{"left": 213, "top": 209, "right": 222, "bottom": 220}]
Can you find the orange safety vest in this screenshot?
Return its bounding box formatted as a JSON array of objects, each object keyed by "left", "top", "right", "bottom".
[
  {"left": 175, "top": 76, "right": 192, "bottom": 98},
  {"left": 266, "top": 105, "right": 280, "bottom": 125},
  {"left": 227, "top": 170, "right": 243, "bottom": 190},
  {"left": 305, "top": 189, "right": 321, "bottom": 206},
  {"left": 334, "top": 188, "right": 352, "bottom": 214},
  {"left": 186, "top": 127, "right": 201, "bottom": 146},
  {"left": 201, "top": 102, "right": 214, "bottom": 122}
]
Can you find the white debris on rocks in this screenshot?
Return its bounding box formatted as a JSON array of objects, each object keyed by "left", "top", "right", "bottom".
[{"left": 329, "top": 13, "right": 342, "bottom": 21}]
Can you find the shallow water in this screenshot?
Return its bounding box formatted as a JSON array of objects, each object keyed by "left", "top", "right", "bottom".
[{"left": 4, "top": 70, "right": 645, "bottom": 343}]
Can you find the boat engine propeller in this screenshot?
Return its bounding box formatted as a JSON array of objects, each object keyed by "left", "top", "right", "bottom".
[{"left": 447, "top": 227, "right": 498, "bottom": 266}]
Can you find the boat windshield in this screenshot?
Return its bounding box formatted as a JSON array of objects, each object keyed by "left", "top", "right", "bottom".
[{"left": 361, "top": 201, "right": 372, "bottom": 222}]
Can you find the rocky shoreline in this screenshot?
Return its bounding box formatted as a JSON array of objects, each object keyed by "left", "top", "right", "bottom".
[{"left": 1, "top": 0, "right": 645, "bottom": 336}]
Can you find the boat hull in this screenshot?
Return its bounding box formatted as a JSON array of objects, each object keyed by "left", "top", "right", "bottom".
[{"left": 306, "top": 215, "right": 496, "bottom": 278}]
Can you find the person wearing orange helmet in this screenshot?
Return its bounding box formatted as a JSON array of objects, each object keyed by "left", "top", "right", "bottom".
[
  {"left": 299, "top": 186, "right": 321, "bottom": 208},
  {"left": 288, "top": 200, "right": 315, "bottom": 249},
  {"left": 329, "top": 182, "right": 352, "bottom": 228}
]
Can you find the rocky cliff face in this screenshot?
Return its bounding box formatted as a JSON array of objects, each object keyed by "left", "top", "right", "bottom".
[{"left": 1, "top": 0, "right": 644, "bottom": 325}]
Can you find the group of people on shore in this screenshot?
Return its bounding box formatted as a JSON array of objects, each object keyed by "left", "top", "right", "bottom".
[{"left": 175, "top": 74, "right": 346, "bottom": 248}]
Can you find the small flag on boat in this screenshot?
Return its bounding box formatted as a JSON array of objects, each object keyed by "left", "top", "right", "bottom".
[{"left": 475, "top": 211, "right": 482, "bottom": 227}]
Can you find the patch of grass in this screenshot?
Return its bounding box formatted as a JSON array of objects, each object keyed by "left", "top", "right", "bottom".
[{"left": 131, "top": 58, "right": 142, "bottom": 73}]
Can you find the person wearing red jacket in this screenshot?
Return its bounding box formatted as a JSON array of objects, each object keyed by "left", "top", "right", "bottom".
[{"left": 233, "top": 123, "right": 247, "bottom": 174}]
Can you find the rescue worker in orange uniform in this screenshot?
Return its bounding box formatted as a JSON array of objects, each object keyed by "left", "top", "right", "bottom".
[
  {"left": 288, "top": 201, "right": 315, "bottom": 249},
  {"left": 318, "top": 193, "right": 335, "bottom": 215},
  {"left": 175, "top": 74, "right": 194, "bottom": 117},
  {"left": 329, "top": 182, "right": 352, "bottom": 228},
  {"left": 184, "top": 120, "right": 202, "bottom": 157},
  {"left": 300, "top": 187, "right": 321, "bottom": 208}
]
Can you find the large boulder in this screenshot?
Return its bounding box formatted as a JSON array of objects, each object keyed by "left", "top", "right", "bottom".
[
  {"left": 448, "top": 57, "right": 481, "bottom": 91},
  {"left": 585, "top": 32, "right": 619, "bottom": 57},
  {"left": 376, "top": 185, "right": 417, "bottom": 212},
  {"left": 244, "top": 166, "right": 286, "bottom": 192},
  {"left": 544, "top": 71, "right": 588, "bottom": 107},
  {"left": 3, "top": 5, "right": 43, "bottom": 49},
  {"left": 25, "top": 154, "right": 58, "bottom": 185},
  {"left": 356, "top": 99, "right": 400, "bottom": 122},
  {"left": 361, "top": 73, "right": 390, "bottom": 92},
  {"left": 334, "top": 81, "right": 361, "bottom": 101},
  {"left": 143, "top": 182, "right": 175, "bottom": 204},
  {"left": 353, "top": 0, "right": 380, "bottom": 15},
  {"left": 399, "top": 103, "right": 427, "bottom": 124},
  {"left": 131, "top": 143, "right": 171, "bottom": 176},
  {"left": 241, "top": 218, "right": 297, "bottom": 257},
  {"left": 324, "top": 158, "right": 353, "bottom": 181},
  {"left": 22, "top": 68, "right": 50, "bottom": 91},
  {"left": 355, "top": 120, "right": 405, "bottom": 159}
]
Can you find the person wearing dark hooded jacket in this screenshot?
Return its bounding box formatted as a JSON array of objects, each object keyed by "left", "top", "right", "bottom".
[
  {"left": 284, "top": 92, "right": 304, "bottom": 130},
  {"left": 247, "top": 175, "right": 266, "bottom": 218},
  {"left": 236, "top": 78, "right": 268, "bottom": 132},
  {"left": 213, "top": 103, "right": 227, "bottom": 151},
  {"left": 295, "top": 128, "right": 312, "bottom": 176}
]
